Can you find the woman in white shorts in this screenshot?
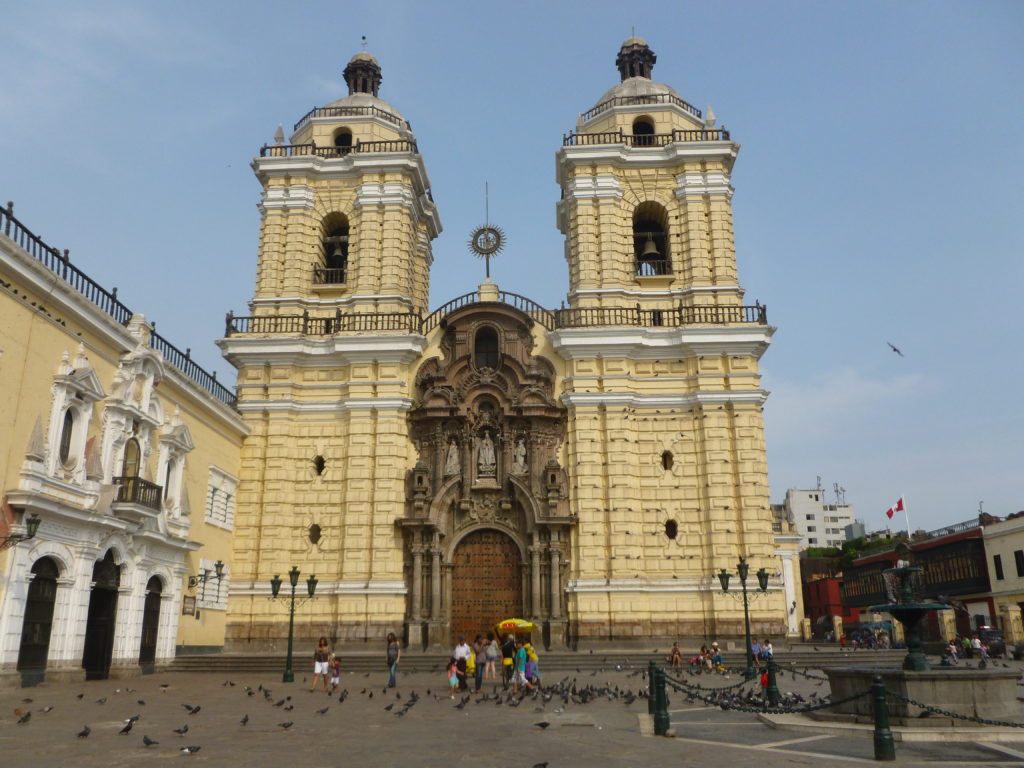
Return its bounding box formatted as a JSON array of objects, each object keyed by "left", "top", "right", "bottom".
[{"left": 311, "top": 636, "right": 331, "bottom": 692}]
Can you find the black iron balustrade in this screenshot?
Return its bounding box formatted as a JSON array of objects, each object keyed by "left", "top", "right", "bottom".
[
  {"left": 260, "top": 139, "right": 418, "bottom": 158},
  {"left": 313, "top": 267, "right": 347, "bottom": 285},
  {"left": 635, "top": 259, "right": 673, "bottom": 276},
  {"left": 293, "top": 104, "right": 410, "bottom": 132},
  {"left": 1, "top": 202, "right": 233, "bottom": 408},
  {"left": 226, "top": 302, "right": 767, "bottom": 337},
  {"left": 114, "top": 476, "right": 162, "bottom": 511},
  {"left": 562, "top": 127, "right": 731, "bottom": 147},
  {"left": 579, "top": 92, "right": 702, "bottom": 122}
]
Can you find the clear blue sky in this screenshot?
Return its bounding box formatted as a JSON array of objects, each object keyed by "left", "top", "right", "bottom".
[{"left": 2, "top": 1, "right": 1021, "bottom": 531}]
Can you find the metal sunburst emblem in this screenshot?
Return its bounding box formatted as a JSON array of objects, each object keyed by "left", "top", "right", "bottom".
[{"left": 468, "top": 225, "right": 505, "bottom": 258}]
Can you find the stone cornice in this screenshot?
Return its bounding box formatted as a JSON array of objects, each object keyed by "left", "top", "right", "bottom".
[
  {"left": 217, "top": 333, "right": 427, "bottom": 368},
  {"left": 556, "top": 141, "right": 738, "bottom": 186},
  {"left": 549, "top": 324, "right": 775, "bottom": 360},
  {"left": 560, "top": 389, "right": 768, "bottom": 410},
  {"left": 235, "top": 397, "right": 415, "bottom": 415}
]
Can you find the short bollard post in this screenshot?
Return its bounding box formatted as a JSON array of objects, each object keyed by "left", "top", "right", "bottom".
[
  {"left": 871, "top": 674, "right": 896, "bottom": 761},
  {"left": 654, "top": 667, "right": 670, "bottom": 736},
  {"left": 767, "top": 659, "right": 781, "bottom": 707},
  {"left": 648, "top": 660, "right": 657, "bottom": 716}
]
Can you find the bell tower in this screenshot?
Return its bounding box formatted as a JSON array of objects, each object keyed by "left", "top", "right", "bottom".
[
  {"left": 557, "top": 37, "right": 741, "bottom": 317},
  {"left": 220, "top": 51, "right": 441, "bottom": 650},
  {"left": 251, "top": 51, "right": 440, "bottom": 318}
]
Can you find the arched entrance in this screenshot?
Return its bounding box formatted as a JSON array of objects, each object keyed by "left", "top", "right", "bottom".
[
  {"left": 138, "top": 576, "right": 162, "bottom": 673},
  {"left": 450, "top": 529, "right": 522, "bottom": 643},
  {"left": 16, "top": 557, "right": 59, "bottom": 687},
  {"left": 82, "top": 550, "right": 120, "bottom": 680}
]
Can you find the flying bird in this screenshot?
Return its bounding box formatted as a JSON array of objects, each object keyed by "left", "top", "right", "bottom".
[{"left": 887, "top": 342, "right": 904, "bottom": 357}]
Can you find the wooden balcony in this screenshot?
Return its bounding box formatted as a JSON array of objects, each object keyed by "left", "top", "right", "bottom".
[{"left": 112, "top": 476, "right": 162, "bottom": 521}]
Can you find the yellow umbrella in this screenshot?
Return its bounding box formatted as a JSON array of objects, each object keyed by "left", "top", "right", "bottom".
[{"left": 494, "top": 618, "right": 538, "bottom": 634}]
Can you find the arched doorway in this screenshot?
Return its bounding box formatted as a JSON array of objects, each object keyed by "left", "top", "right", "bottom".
[
  {"left": 138, "top": 576, "right": 162, "bottom": 673},
  {"left": 450, "top": 529, "right": 522, "bottom": 643},
  {"left": 82, "top": 550, "right": 120, "bottom": 680},
  {"left": 16, "top": 557, "right": 59, "bottom": 687}
]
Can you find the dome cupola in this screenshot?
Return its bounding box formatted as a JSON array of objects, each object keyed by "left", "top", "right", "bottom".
[
  {"left": 343, "top": 51, "right": 382, "bottom": 96},
  {"left": 615, "top": 37, "right": 656, "bottom": 81}
]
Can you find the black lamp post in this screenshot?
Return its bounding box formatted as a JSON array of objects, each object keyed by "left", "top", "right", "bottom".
[
  {"left": 717, "top": 556, "right": 769, "bottom": 681},
  {"left": 270, "top": 565, "right": 318, "bottom": 683},
  {"left": 188, "top": 559, "right": 225, "bottom": 596},
  {"left": 0, "top": 512, "right": 41, "bottom": 552}
]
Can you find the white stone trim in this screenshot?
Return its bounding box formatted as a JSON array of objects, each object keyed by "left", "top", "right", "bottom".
[
  {"left": 231, "top": 580, "right": 407, "bottom": 597},
  {"left": 249, "top": 293, "right": 417, "bottom": 310},
  {"left": 561, "top": 390, "right": 768, "bottom": 410},
  {"left": 259, "top": 185, "right": 316, "bottom": 213},
  {"left": 550, "top": 324, "right": 774, "bottom": 360},
  {"left": 556, "top": 141, "right": 738, "bottom": 187},
  {"left": 234, "top": 397, "right": 415, "bottom": 415},
  {"left": 568, "top": 285, "right": 743, "bottom": 302},
  {"left": 563, "top": 174, "right": 623, "bottom": 202},
  {"left": 218, "top": 333, "right": 427, "bottom": 367},
  {"left": 675, "top": 170, "right": 734, "bottom": 199},
  {"left": 204, "top": 466, "right": 238, "bottom": 531},
  {"left": 566, "top": 578, "right": 782, "bottom": 594}
]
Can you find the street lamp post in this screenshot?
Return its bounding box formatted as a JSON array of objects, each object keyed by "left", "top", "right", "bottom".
[
  {"left": 0, "top": 512, "right": 41, "bottom": 552},
  {"left": 270, "top": 565, "right": 318, "bottom": 683},
  {"left": 717, "top": 556, "right": 769, "bottom": 681}
]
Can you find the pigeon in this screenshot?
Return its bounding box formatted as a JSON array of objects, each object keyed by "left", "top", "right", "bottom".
[
  {"left": 188, "top": 706, "right": 201, "bottom": 715},
  {"left": 173, "top": 724, "right": 189, "bottom": 735},
  {"left": 240, "top": 714, "right": 249, "bottom": 725},
  {"left": 247, "top": 690, "right": 256, "bottom": 697},
  {"left": 181, "top": 703, "right": 195, "bottom": 711},
  {"left": 533, "top": 763, "right": 549, "bottom": 768},
  {"left": 119, "top": 720, "right": 133, "bottom": 734},
  {"left": 316, "top": 706, "right": 329, "bottom": 715},
  {"left": 283, "top": 705, "right": 294, "bottom": 711},
  {"left": 180, "top": 746, "right": 201, "bottom": 755},
  {"left": 40, "top": 706, "right": 54, "bottom": 713},
  {"left": 17, "top": 712, "right": 31, "bottom": 724},
  {"left": 76, "top": 693, "right": 84, "bottom": 700},
  {"left": 278, "top": 721, "right": 294, "bottom": 730},
  {"left": 138, "top": 700, "right": 146, "bottom": 706},
  {"left": 126, "top": 714, "right": 141, "bottom": 723},
  {"left": 95, "top": 697, "right": 107, "bottom": 705},
  {"left": 273, "top": 699, "right": 286, "bottom": 707},
  {"left": 887, "top": 342, "right": 904, "bottom": 357},
  {"left": 534, "top": 721, "right": 551, "bottom": 729},
  {"left": 22, "top": 698, "right": 33, "bottom": 703},
  {"left": 77, "top": 725, "right": 91, "bottom": 738},
  {"left": 383, "top": 703, "right": 394, "bottom": 711},
  {"left": 143, "top": 735, "right": 158, "bottom": 747}
]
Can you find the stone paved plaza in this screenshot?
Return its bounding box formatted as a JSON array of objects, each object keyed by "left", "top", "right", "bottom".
[{"left": 3, "top": 661, "right": 1024, "bottom": 767}]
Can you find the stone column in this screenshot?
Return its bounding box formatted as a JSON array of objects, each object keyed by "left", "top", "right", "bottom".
[
  {"left": 430, "top": 548, "right": 442, "bottom": 621},
  {"left": 549, "top": 547, "right": 561, "bottom": 620},
  {"left": 411, "top": 547, "right": 423, "bottom": 621},
  {"left": 530, "top": 546, "right": 542, "bottom": 619}
]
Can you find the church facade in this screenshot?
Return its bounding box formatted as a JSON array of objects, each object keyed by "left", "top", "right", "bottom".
[{"left": 220, "top": 39, "right": 801, "bottom": 649}]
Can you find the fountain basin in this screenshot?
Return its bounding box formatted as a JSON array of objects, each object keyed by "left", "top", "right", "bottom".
[{"left": 826, "top": 666, "right": 1023, "bottom": 726}]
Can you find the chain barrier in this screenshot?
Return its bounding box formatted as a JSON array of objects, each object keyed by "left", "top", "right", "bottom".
[
  {"left": 664, "top": 674, "right": 871, "bottom": 715},
  {"left": 773, "top": 664, "right": 831, "bottom": 682},
  {"left": 885, "top": 689, "right": 1024, "bottom": 729}
]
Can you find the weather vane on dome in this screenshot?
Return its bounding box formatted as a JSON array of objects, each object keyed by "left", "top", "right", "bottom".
[
  {"left": 467, "top": 181, "right": 505, "bottom": 280},
  {"left": 361, "top": 35, "right": 367, "bottom": 50}
]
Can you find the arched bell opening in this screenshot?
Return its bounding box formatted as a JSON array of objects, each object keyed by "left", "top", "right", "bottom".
[
  {"left": 318, "top": 212, "right": 350, "bottom": 285},
  {"left": 633, "top": 201, "right": 671, "bottom": 276}
]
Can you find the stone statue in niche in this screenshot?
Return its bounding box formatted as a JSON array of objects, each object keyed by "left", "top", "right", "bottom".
[
  {"left": 512, "top": 439, "right": 528, "bottom": 475},
  {"left": 477, "top": 431, "right": 496, "bottom": 477},
  {"left": 444, "top": 439, "right": 460, "bottom": 476}
]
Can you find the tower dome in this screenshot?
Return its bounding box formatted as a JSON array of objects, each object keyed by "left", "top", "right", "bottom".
[
  {"left": 343, "top": 50, "right": 382, "bottom": 96},
  {"left": 615, "top": 36, "right": 656, "bottom": 81}
]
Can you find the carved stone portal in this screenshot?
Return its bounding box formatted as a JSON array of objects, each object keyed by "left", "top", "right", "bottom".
[{"left": 399, "top": 303, "right": 573, "bottom": 648}]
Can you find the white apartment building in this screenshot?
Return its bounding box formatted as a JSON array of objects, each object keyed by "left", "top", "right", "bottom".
[{"left": 778, "top": 485, "right": 856, "bottom": 550}]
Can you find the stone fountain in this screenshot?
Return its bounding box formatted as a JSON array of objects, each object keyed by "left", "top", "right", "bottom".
[{"left": 825, "top": 548, "right": 1023, "bottom": 727}]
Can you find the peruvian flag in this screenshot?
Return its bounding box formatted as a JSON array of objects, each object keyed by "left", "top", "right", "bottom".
[{"left": 886, "top": 496, "right": 905, "bottom": 519}]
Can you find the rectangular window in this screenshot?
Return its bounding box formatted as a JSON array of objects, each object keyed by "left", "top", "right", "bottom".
[
  {"left": 205, "top": 467, "right": 239, "bottom": 531},
  {"left": 808, "top": 538, "right": 817, "bottom": 545},
  {"left": 1015, "top": 550, "right": 1024, "bottom": 578},
  {"left": 807, "top": 526, "right": 816, "bottom": 532},
  {"left": 805, "top": 514, "right": 816, "bottom": 520},
  {"left": 994, "top": 554, "right": 1004, "bottom": 581},
  {"left": 196, "top": 557, "right": 230, "bottom": 611}
]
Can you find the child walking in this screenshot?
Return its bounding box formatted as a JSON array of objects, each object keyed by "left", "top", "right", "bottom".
[
  {"left": 329, "top": 654, "right": 341, "bottom": 693},
  {"left": 447, "top": 657, "right": 459, "bottom": 699}
]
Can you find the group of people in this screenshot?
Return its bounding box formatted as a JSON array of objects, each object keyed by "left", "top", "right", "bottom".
[
  {"left": 670, "top": 638, "right": 774, "bottom": 673},
  {"left": 447, "top": 633, "right": 541, "bottom": 697},
  {"left": 946, "top": 633, "right": 995, "bottom": 663},
  {"left": 310, "top": 636, "right": 343, "bottom": 693}
]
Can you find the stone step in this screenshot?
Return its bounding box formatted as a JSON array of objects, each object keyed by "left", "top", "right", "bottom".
[{"left": 169, "top": 648, "right": 907, "bottom": 674}]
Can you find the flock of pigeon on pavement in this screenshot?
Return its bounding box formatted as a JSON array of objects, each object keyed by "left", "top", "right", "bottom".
[{"left": 7, "top": 659, "right": 858, "bottom": 762}]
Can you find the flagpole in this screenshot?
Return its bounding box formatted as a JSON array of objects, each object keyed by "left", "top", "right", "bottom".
[{"left": 902, "top": 495, "right": 911, "bottom": 538}]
